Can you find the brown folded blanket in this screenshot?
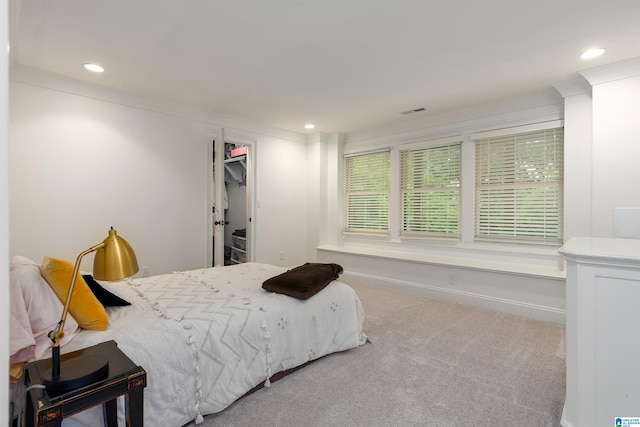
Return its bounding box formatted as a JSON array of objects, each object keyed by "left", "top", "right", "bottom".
[{"left": 262, "top": 262, "right": 344, "bottom": 300}]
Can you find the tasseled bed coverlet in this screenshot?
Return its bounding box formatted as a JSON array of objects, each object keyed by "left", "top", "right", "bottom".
[{"left": 62, "top": 262, "right": 367, "bottom": 427}]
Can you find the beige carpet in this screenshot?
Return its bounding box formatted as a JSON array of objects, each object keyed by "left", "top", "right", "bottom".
[{"left": 186, "top": 281, "right": 566, "bottom": 426}]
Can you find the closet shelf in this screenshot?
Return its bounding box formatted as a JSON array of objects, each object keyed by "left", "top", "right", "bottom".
[
  {"left": 224, "top": 155, "right": 246, "bottom": 165},
  {"left": 224, "top": 156, "right": 246, "bottom": 183}
]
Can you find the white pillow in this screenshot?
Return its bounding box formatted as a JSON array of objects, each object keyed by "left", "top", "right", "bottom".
[
  {"left": 9, "top": 255, "right": 40, "bottom": 271},
  {"left": 9, "top": 300, "right": 35, "bottom": 364},
  {"left": 9, "top": 256, "right": 80, "bottom": 363}
]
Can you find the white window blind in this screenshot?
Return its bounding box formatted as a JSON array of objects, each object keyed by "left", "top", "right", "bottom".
[
  {"left": 474, "top": 127, "right": 563, "bottom": 243},
  {"left": 344, "top": 150, "right": 390, "bottom": 233},
  {"left": 400, "top": 142, "right": 461, "bottom": 237}
]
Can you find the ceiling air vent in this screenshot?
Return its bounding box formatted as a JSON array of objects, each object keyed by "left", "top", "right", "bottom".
[{"left": 400, "top": 107, "right": 427, "bottom": 115}]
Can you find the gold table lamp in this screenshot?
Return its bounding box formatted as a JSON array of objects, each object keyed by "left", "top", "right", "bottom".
[{"left": 45, "top": 227, "right": 139, "bottom": 395}]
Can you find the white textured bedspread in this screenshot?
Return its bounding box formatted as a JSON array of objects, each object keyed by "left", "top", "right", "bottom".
[{"left": 62, "top": 263, "right": 367, "bottom": 426}]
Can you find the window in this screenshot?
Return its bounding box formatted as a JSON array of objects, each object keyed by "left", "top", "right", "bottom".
[
  {"left": 341, "top": 120, "right": 564, "bottom": 251},
  {"left": 474, "top": 126, "right": 563, "bottom": 243},
  {"left": 400, "top": 142, "right": 461, "bottom": 237},
  {"left": 343, "top": 150, "right": 390, "bottom": 234}
]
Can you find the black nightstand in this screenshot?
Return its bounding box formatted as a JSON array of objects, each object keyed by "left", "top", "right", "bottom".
[{"left": 23, "top": 340, "right": 146, "bottom": 427}]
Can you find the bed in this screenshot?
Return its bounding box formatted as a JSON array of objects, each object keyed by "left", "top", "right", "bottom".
[{"left": 9, "top": 257, "right": 367, "bottom": 426}]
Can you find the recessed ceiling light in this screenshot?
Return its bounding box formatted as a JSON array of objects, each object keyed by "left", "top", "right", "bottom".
[
  {"left": 84, "top": 63, "right": 104, "bottom": 73},
  {"left": 304, "top": 123, "right": 315, "bottom": 129},
  {"left": 580, "top": 48, "right": 605, "bottom": 60}
]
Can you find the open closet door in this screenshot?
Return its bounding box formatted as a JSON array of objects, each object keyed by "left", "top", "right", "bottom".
[
  {"left": 212, "top": 131, "right": 225, "bottom": 266},
  {"left": 210, "top": 129, "right": 253, "bottom": 267}
]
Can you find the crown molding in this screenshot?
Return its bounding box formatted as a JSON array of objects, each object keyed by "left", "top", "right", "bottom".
[
  {"left": 579, "top": 56, "right": 640, "bottom": 86},
  {"left": 9, "top": 64, "right": 306, "bottom": 143}
]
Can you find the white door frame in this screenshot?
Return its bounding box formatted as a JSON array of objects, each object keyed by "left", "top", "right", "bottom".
[{"left": 206, "top": 128, "right": 256, "bottom": 267}]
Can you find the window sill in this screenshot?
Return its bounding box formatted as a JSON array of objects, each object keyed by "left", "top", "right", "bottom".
[{"left": 317, "top": 242, "right": 566, "bottom": 280}]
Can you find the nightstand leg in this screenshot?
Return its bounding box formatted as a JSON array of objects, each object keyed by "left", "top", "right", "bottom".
[
  {"left": 125, "top": 371, "right": 145, "bottom": 427},
  {"left": 126, "top": 388, "right": 144, "bottom": 427},
  {"left": 103, "top": 398, "right": 118, "bottom": 427}
]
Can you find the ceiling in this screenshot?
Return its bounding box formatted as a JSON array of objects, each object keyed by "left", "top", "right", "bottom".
[{"left": 9, "top": 0, "right": 640, "bottom": 134}]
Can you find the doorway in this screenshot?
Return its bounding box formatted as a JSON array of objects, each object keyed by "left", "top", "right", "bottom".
[
  {"left": 209, "top": 131, "right": 254, "bottom": 267},
  {"left": 222, "top": 141, "right": 248, "bottom": 265}
]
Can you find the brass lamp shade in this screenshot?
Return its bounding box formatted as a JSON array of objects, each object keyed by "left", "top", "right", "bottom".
[{"left": 93, "top": 227, "right": 139, "bottom": 281}]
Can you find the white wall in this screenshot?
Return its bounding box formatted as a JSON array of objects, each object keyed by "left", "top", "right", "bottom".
[
  {"left": 559, "top": 58, "right": 640, "bottom": 239},
  {"left": 305, "top": 132, "right": 345, "bottom": 261},
  {"left": 255, "top": 133, "right": 309, "bottom": 266},
  {"left": 8, "top": 71, "right": 309, "bottom": 274},
  {"left": 1, "top": 0, "right": 10, "bottom": 420},
  {"left": 583, "top": 60, "right": 640, "bottom": 237},
  {"left": 556, "top": 79, "right": 593, "bottom": 241},
  {"left": 305, "top": 132, "right": 327, "bottom": 262},
  {"left": 10, "top": 82, "right": 207, "bottom": 273}
]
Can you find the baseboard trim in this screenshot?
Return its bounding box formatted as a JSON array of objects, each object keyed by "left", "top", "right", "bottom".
[
  {"left": 560, "top": 402, "right": 572, "bottom": 427},
  {"left": 342, "top": 271, "right": 566, "bottom": 324}
]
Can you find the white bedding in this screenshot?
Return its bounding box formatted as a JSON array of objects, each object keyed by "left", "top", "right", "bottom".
[{"left": 61, "top": 262, "right": 367, "bottom": 426}]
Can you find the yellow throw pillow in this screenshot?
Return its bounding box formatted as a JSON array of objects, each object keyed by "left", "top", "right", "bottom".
[{"left": 40, "top": 257, "right": 108, "bottom": 331}]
